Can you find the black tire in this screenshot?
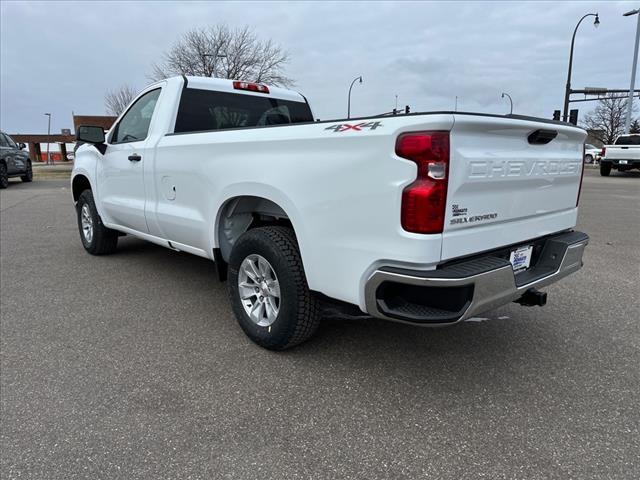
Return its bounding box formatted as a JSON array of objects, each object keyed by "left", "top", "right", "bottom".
[
  {"left": 20, "top": 161, "right": 33, "bottom": 182},
  {"left": 0, "top": 163, "right": 8, "bottom": 189},
  {"left": 600, "top": 162, "right": 611, "bottom": 176},
  {"left": 76, "top": 189, "right": 118, "bottom": 255},
  {"left": 228, "top": 226, "right": 321, "bottom": 350},
  {"left": 584, "top": 154, "right": 593, "bottom": 164}
]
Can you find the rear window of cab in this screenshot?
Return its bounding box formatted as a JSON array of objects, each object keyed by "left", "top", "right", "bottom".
[
  {"left": 174, "top": 88, "right": 313, "bottom": 133},
  {"left": 615, "top": 135, "right": 640, "bottom": 145}
]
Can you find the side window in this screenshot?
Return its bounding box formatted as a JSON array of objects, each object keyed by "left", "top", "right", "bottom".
[
  {"left": 4, "top": 134, "right": 17, "bottom": 149},
  {"left": 0, "top": 134, "right": 9, "bottom": 148},
  {"left": 111, "top": 88, "right": 161, "bottom": 144}
]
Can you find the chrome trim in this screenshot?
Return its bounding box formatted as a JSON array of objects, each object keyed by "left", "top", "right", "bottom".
[{"left": 364, "top": 239, "right": 588, "bottom": 326}]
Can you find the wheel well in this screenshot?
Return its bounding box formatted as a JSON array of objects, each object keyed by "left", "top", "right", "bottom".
[
  {"left": 72, "top": 175, "right": 91, "bottom": 202},
  {"left": 217, "top": 196, "right": 293, "bottom": 263}
]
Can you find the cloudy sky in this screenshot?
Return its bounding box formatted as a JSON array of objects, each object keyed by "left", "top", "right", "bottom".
[{"left": 0, "top": 0, "right": 636, "bottom": 134}]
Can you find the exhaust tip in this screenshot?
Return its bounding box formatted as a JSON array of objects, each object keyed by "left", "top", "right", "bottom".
[{"left": 515, "top": 288, "right": 547, "bottom": 307}]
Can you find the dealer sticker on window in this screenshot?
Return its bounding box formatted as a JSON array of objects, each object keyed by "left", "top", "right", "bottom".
[{"left": 509, "top": 245, "right": 533, "bottom": 273}]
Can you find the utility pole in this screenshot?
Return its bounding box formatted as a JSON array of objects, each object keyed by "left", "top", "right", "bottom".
[
  {"left": 455, "top": 96, "right": 458, "bottom": 112},
  {"left": 201, "top": 53, "right": 227, "bottom": 77},
  {"left": 623, "top": 8, "right": 640, "bottom": 133},
  {"left": 44, "top": 113, "right": 51, "bottom": 165}
]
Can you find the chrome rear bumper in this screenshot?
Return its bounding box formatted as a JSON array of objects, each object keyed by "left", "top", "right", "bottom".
[{"left": 364, "top": 231, "right": 588, "bottom": 326}]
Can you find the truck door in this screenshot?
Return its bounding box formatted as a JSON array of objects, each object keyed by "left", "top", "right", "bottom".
[{"left": 97, "top": 88, "right": 161, "bottom": 233}]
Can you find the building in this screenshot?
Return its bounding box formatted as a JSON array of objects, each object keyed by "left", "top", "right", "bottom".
[{"left": 10, "top": 115, "right": 117, "bottom": 163}]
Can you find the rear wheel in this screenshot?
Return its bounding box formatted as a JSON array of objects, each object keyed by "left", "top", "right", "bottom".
[
  {"left": 600, "top": 162, "right": 611, "bottom": 176},
  {"left": 584, "top": 154, "right": 593, "bottom": 164},
  {"left": 228, "top": 226, "right": 321, "bottom": 350},
  {"left": 76, "top": 189, "right": 118, "bottom": 255},
  {"left": 20, "top": 161, "right": 33, "bottom": 182},
  {"left": 0, "top": 163, "right": 8, "bottom": 189}
]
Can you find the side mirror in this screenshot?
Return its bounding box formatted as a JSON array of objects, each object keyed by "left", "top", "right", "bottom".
[
  {"left": 76, "top": 125, "right": 105, "bottom": 144},
  {"left": 18, "top": 143, "right": 26, "bottom": 150}
]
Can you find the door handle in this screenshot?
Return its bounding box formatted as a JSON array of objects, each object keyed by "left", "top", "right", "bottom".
[{"left": 128, "top": 154, "right": 142, "bottom": 162}]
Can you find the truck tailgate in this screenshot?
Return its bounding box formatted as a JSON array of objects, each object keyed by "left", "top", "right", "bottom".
[
  {"left": 442, "top": 115, "right": 586, "bottom": 260},
  {"left": 605, "top": 145, "right": 640, "bottom": 160}
]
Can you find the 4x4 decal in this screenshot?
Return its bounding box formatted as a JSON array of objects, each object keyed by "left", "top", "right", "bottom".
[{"left": 324, "top": 121, "right": 383, "bottom": 133}]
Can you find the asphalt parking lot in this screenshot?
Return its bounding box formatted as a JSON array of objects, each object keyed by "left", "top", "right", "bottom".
[{"left": 1, "top": 168, "right": 639, "bottom": 479}]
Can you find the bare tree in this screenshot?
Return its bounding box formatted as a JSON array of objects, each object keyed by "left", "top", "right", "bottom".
[
  {"left": 149, "top": 25, "right": 293, "bottom": 87},
  {"left": 105, "top": 84, "right": 137, "bottom": 116},
  {"left": 630, "top": 119, "right": 640, "bottom": 134},
  {"left": 582, "top": 95, "right": 636, "bottom": 144}
]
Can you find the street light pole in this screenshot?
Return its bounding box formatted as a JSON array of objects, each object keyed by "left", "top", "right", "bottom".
[
  {"left": 563, "top": 13, "right": 599, "bottom": 122},
  {"left": 44, "top": 113, "right": 51, "bottom": 165},
  {"left": 623, "top": 8, "right": 640, "bottom": 133},
  {"left": 347, "top": 76, "right": 363, "bottom": 119},
  {"left": 501, "top": 92, "right": 513, "bottom": 115}
]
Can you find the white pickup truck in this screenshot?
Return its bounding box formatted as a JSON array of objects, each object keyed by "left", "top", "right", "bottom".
[
  {"left": 71, "top": 76, "right": 589, "bottom": 350},
  {"left": 600, "top": 133, "right": 640, "bottom": 176}
]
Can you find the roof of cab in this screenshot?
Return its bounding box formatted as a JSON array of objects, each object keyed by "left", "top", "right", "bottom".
[{"left": 181, "top": 76, "right": 305, "bottom": 103}]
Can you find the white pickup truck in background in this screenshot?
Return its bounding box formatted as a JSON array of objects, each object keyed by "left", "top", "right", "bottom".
[
  {"left": 600, "top": 134, "right": 640, "bottom": 176},
  {"left": 71, "top": 76, "right": 589, "bottom": 350}
]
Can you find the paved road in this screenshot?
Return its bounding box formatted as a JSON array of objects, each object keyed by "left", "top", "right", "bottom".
[{"left": 1, "top": 170, "right": 639, "bottom": 479}]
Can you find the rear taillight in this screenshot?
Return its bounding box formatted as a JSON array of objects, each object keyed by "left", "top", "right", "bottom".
[
  {"left": 233, "top": 81, "right": 269, "bottom": 94},
  {"left": 396, "top": 131, "right": 450, "bottom": 234},
  {"left": 577, "top": 144, "right": 585, "bottom": 207},
  {"left": 600, "top": 147, "right": 606, "bottom": 157}
]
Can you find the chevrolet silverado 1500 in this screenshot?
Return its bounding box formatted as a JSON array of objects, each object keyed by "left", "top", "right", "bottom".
[{"left": 71, "top": 76, "right": 589, "bottom": 350}]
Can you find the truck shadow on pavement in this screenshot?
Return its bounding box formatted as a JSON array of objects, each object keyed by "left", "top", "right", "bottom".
[{"left": 110, "top": 236, "right": 567, "bottom": 386}]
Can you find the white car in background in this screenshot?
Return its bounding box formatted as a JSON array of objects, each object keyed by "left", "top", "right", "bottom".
[{"left": 584, "top": 143, "right": 601, "bottom": 164}]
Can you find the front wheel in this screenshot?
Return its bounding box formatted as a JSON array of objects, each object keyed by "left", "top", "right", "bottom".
[
  {"left": 228, "top": 226, "right": 321, "bottom": 350},
  {"left": 600, "top": 162, "right": 611, "bottom": 176},
  {"left": 76, "top": 189, "right": 119, "bottom": 255},
  {"left": 584, "top": 154, "right": 593, "bottom": 164},
  {"left": 20, "top": 161, "right": 33, "bottom": 182}
]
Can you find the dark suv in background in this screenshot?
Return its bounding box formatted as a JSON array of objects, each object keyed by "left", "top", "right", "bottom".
[{"left": 0, "top": 131, "right": 32, "bottom": 188}]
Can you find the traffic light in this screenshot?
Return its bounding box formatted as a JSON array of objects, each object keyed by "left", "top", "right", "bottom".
[
  {"left": 553, "top": 110, "right": 561, "bottom": 121},
  {"left": 405, "top": 105, "right": 410, "bottom": 114},
  {"left": 569, "top": 109, "right": 578, "bottom": 125}
]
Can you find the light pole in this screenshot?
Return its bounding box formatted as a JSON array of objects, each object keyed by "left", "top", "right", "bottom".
[
  {"left": 623, "top": 8, "right": 640, "bottom": 133},
  {"left": 44, "top": 113, "right": 51, "bottom": 165},
  {"left": 563, "top": 13, "right": 599, "bottom": 122},
  {"left": 347, "top": 76, "right": 362, "bottom": 119},
  {"left": 501, "top": 92, "right": 513, "bottom": 115}
]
